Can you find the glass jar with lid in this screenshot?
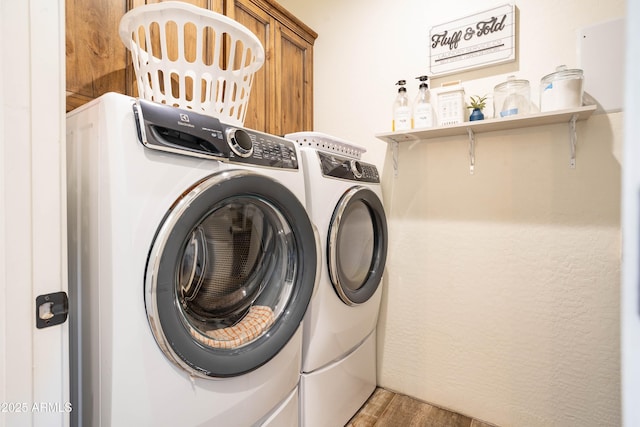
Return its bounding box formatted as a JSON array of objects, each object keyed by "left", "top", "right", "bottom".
[
  {"left": 493, "top": 75, "right": 531, "bottom": 118},
  {"left": 540, "top": 65, "right": 584, "bottom": 112}
]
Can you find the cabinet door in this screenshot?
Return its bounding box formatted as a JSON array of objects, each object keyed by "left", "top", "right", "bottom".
[
  {"left": 229, "top": 0, "right": 316, "bottom": 135},
  {"left": 275, "top": 23, "right": 313, "bottom": 135},
  {"left": 65, "top": 0, "right": 128, "bottom": 111},
  {"left": 230, "top": 0, "right": 274, "bottom": 133}
]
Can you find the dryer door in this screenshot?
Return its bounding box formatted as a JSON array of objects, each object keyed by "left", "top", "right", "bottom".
[
  {"left": 145, "top": 169, "right": 317, "bottom": 378},
  {"left": 328, "top": 186, "right": 388, "bottom": 306}
]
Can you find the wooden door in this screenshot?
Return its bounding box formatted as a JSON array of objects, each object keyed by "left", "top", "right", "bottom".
[
  {"left": 229, "top": 0, "right": 274, "bottom": 132},
  {"left": 229, "top": 0, "right": 316, "bottom": 134},
  {"left": 275, "top": 22, "right": 313, "bottom": 135},
  {"left": 65, "top": 0, "right": 128, "bottom": 110}
]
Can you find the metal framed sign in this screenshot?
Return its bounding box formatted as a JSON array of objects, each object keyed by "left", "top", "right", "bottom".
[{"left": 429, "top": 4, "right": 515, "bottom": 77}]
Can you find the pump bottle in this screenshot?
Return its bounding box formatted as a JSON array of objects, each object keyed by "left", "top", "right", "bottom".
[
  {"left": 392, "top": 80, "right": 411, "bottom": 131},
  {"left": 412, "top": 75, "right": 434, "bottom": 128}
]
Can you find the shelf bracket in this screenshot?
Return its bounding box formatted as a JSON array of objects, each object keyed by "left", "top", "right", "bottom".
[
  {"left": 392, "top": 140, "right": 399, "bottom": 177},
  {"left": 569, "top": 113, "right": 578, "bottom": 168},
  {"left": 467, "top": 128, "right": 476, "bottom": 175}
]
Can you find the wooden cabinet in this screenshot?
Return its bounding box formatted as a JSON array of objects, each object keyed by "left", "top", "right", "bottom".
[{"left": 65, "top": 0, "right": 316, "bottom": 135}]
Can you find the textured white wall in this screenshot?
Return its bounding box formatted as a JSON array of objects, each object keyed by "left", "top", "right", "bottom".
[
  {"left": 378, "top": 112, "right": 622, "bottom": 426},
  {"left": 278, "top": 0, "right": 625, "bottom": 425}
]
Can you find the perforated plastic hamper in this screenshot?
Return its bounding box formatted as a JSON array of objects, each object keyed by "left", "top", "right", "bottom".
[{"left": 119, "top": 1, "right": 265, "bottom": 125}]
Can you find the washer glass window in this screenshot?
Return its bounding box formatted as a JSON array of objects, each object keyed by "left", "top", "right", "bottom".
[
  {"left": 178, "top": 196, "right": 295, "bottom": 350},
  {"left": 145, "top": 171, "right": 317, "bottom": 378}
]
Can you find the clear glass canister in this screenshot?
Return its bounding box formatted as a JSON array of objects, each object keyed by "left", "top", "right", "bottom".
[
  {"left": 493, "top": 75, "right": 531, "bottom": 118},
  {"left": 540, "top": 65, "right": 584, "bottom": 112}
]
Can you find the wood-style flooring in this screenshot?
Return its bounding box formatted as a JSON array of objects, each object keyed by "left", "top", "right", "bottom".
[{"left": 347, "top": 388, "right": 498, "bottom": 427}]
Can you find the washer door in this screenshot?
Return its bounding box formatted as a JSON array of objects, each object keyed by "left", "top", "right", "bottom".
[
  {"left": 145, "top": 169, "right": 317, "bottom": 378},
  {"left": 328, "top": 186, "right": 388, "bottom": 306}
]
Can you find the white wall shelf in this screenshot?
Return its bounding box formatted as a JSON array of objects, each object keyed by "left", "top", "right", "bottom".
[{"left": 375, "top": 104, "right": 597, "bottom": 174}]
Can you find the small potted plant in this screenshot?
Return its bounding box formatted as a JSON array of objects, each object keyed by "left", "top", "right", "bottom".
[{"left": 467, "top": 95, "right": 487, "bottom": 121}]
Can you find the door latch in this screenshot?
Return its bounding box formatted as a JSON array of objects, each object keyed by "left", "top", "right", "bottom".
[{"left": 35, "top": 291, "right": 68, "bottom": 329}]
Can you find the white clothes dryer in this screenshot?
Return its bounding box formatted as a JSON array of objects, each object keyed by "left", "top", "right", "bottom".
[
  {"left": 67, "top": 93, "right": 318, "bottom": 427},
  {"left": 286, "top": 132, "right": 388, "bottom": 427}
]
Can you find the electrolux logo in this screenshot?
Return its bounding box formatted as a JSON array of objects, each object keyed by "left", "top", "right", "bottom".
[{"left": 177, "top": 113, "right": 195, "bottom": 128}]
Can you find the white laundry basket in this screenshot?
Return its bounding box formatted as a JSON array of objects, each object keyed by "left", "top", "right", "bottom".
[{"left": 119, "top": 1, "right": 265, "bottom": 125}]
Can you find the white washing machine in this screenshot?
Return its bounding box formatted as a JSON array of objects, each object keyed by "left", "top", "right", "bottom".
[
  {"left": 67, "top": 92, "right": 318, "bottom": 427},
  {"left": 285, "top": 132, "right": 388, "bottom": 427}
]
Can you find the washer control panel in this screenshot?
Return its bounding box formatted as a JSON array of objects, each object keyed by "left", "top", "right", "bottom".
[
  {"left": 133, "top": 98, "right": 298, "bottom": 169},
  {"left": 226, "top": 128, "right": 298, "bottom": 170},
  {"left": 317, "top": 151, "right": 380, "bottom": 183}
]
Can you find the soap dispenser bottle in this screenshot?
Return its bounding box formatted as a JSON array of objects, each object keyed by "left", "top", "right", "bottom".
[
  {"left": 392, "top": 80, "right": 411, "bottom": 131},
  {"left": 412, "top": 75, "right": 434, "bottom": 128}
]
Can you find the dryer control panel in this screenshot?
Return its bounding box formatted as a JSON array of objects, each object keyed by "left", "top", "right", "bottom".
[{"left": 317, "top": 152, "right": 380, "bottom": 183}]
